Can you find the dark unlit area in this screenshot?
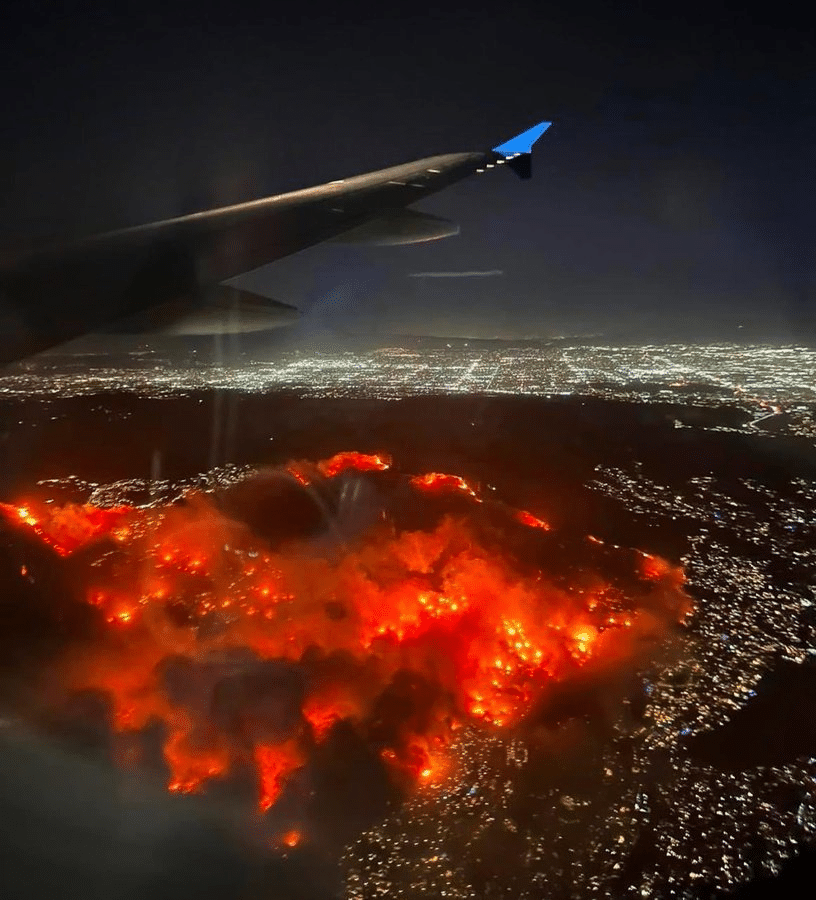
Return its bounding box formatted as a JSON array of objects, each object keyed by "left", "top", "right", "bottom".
[{"left": 0, "top": 725, "right": 255, "bottom": 900}]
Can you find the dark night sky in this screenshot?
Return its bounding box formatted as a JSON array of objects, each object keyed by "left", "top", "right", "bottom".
[{"left": 1, "top": 1, "right": 814, "bottom": 341}]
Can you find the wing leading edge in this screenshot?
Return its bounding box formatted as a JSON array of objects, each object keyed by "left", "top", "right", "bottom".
[{"left": 0, "top": 121, "right": 551, "bottom": 364}]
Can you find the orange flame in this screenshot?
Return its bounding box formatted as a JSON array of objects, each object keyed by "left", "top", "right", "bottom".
[
  {"left": 317, "top": 451, "right": 391, "bottom": 478},
  {"left": 0, "top": 500, "right": 132, "bottom": 556},
  {"left": 409, "top": 472, "right": 480, "bottom": 500},
  {"left": 256, "top": 741, "right": 303, "bottom": 812},
  {"left": 515, "top": 509, "right": 552, "bottom": 530},
  {"left": 640, "top": 552, "right": 684, "bottom": 584},
  {"left": 5, "top": 451, "right": 691, "bottom": 814}
]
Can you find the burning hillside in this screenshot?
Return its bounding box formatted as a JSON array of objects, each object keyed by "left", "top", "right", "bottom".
[{"left": 0, "top": 451, "right": 692, "bottom": 832}]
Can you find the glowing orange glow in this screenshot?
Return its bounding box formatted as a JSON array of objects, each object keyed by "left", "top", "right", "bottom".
[
  {"left": 571, "top": 625, "right": 597, "bottom": 644},
  {"left": 164, "top": 714, "right": 230, "bottom": 795},
  {"left": 110, "top": 608, "right": 135, "bottom": 626},
  {"left": 409, "top": 472, "right": 480, "bottom": 500},
  {"left": 570, "top": 623, "right": 598, "bottom": 656},
  {"left": 0, "top": 500, "right": 132, "bottom": 556},
  {"left": 415, "top": 747, "right": 450, "bottom": 786},
  {"left": 641, "top": 552, "right": 678, "bottom": 581},
  {"left": 7, "top": 452, "right": 691, "bottom": 814},
  {"left": 280, "top": 829, "right": 301, "bottom": 848},
  {"left": 287, "top": 466, "right": 311, "bottom": 486},
  {"left": 256, "top": 742, "right": 303, "bottom": 812},
  {"left": 303, "top": 694, "right": 362, "bottom": 741},
  {"left": 317, "top": 451, "right": 391, "bottom": 477},
  {"left": 515, "top": 509, "right": 551, "bottom": 530},
  {"left": 378, "top": 738, "right": 450, "bottom": 787}
]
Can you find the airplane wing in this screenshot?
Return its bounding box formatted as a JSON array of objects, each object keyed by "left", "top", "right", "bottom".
[{"left": 0, "top": 121, "right": 551, "bottom": 364}]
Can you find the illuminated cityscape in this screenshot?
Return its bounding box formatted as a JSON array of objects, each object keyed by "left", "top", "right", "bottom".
[
  {"left": 338, "top": 458, "right": 816, "bottom": 898},
  {"left": 1, "top": 342, "right": 815, "bottom": 443}
]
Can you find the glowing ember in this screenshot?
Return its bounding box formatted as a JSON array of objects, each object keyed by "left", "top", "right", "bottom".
[
  {"left": 4, "top": 452, "right": 692, "bottom": 814},
  {"left": 287, "top": 467, "right": 311, "bottom": 486},
  {"left": 280, "top": 829, "right": 301, "bottom": 848},
  {"left": 640, "top": 551, "right": 684, "bottom": 584}
]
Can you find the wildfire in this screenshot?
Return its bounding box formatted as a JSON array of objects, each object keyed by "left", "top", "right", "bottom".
[
  {"left": 415, "top": 747, "right": 450, "bottom": 786},
  {"left": 303, "top": 694, "right": 362, "bottom": 742},
  {"left": 515, "top": 509, "right": 551, "bottom": 530},
  {"left": 2, "top": 451, "right": 692, "bottom": 815},
  {"left": 317, "top": 451, "right": 391, "bottom": 478},
  {"left": 640, "top": 551, "right": 685, "bottom": 585},
  {"left": 0, "top": 500, "right": 132, "bottom": 556},
  {"left": 409, "top": 472, "right": 480, "bottom": 500},
  {"left": 256, "top": 742, "right": 303, "bottom": 812},
  {"left": 166, "top": 724, "right": 230, "bottom": 795}
]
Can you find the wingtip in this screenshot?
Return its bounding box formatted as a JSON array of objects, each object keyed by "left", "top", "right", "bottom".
[{"left": 492, "top": 121, "right": 552, "bottom": 156}]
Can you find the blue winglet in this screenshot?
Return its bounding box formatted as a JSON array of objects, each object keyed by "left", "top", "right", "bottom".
[{"left": 492, "top": 121, "right": 552, "bottom": 156}]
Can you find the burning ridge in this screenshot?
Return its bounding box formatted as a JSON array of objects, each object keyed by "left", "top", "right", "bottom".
[{"left": 0, "top": 451, "right": 691, "bottom": 837}]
